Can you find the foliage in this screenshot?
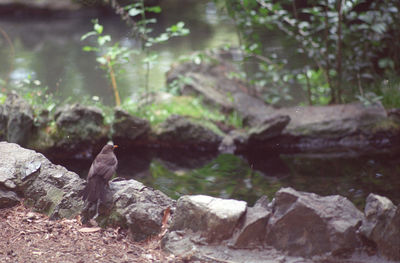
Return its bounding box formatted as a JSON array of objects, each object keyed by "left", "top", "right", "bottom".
[
  {"left": 121, "top": 95, "right": 243, "bottom": 129},
  {"left": 81, "top": 19, "right": 130, "bottom": 106},
  {"left": 0, "top": 92, "right": 5, "bottom": 104},
  {"left": 218, "top": 0, "right": 400, "bottom": 105},
  {"left": 12, "top": 77, "right": 58, "bottom": 115},
  {"left": 373, "top": 78, "right": 400, "bottom": 108},
  {"left": 107, "top": 0, "right": 189, "bottom": 96}
]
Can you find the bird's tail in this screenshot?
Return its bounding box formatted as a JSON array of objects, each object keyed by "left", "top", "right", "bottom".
[{"left": 81, "top": 177, "right": 107, "bottom": 203}]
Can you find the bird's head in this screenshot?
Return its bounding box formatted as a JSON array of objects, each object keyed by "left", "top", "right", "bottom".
[{"left": 101, "top": 144, "right": 118, "bottom": 153}]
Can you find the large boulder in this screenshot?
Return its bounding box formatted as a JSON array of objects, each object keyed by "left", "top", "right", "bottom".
[
  {"left": 0, "top": 141, "right": 85, "bottom": 218},
  {"left": 359, "top": 194, "right": 400, "bottom": 261},
  {"left": 167, "top": 49, "right": 275, "bottom": 126},
  {"left": 111, "top": 108, "right": 150, "bottom": 147},
  {"left": 0, "top": 141, "right": 176, "bottom": 241},
  {"left": 1, "top": 93, "right": 34, "bottom": 146},
  {"left": 84, "top": 179, "right": 175, "bottom": 241},
  {"left": 230, "top": 195, "right": 271, "bottom": 248},
  {"left": 170, "top": 195, "right": 247, "bottom": 242},
  {"left": 51, "top": 104, "right": 108, "bottom": 156},
  {"left": 156, "top": 115, "right": 223, "bottom": 151},
  {"left": 266, "top": 187, "right": 364, "bottom": 257},
  {"left": 0, "top": 189, "right": 20, "bottom": 208}
]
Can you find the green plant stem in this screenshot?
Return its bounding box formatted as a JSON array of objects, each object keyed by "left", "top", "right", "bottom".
[
  {"left": 106, "top": 56, "right": 121, "bottom": 107},
  {"left": 336, "top": 0, "right": 344, "bottom": 103},
  {"left": 0, "top": 26, "right": 15, "bottom": 90}
]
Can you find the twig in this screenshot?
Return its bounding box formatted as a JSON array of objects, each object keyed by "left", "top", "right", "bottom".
[{"left": 0, "top": 25, "right": 15, "bottom": 89}]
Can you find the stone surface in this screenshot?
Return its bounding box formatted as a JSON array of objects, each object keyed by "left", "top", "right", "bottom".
[
  {"left": 52, "top": 103, "right": 108, "bottom": 155},
  {"left": 0, "top": 142, "right": 85, "bottom": 218},
  {"left": 266, "top": 187, "right": 364, "bottom": 257},
  {"left": 247, "top": 115, "right": 290, "bottom": 143},
  {"left": 2, "top": 93, "right": 34, "bottom": 146},
  {"left": 359, "top": 194, "right": 400, "bottom": 261},
  {"left": 0, "top": 189, "right": 20, "bottom": 208},
  {"left": 111, "top": 108, "right": 150, "bottom": 147},
  {"left": 157, "top": 115, "right": 223, "bottom": 151},
  {"left": 0, "top": 141, "right": 176, "bottom": 241},
  {"left": 167, "top": 49, "right": 275, "bottom": 126},
  {"left": 95, "top": 179, "right": 175, "bottom": 241},
  {"left": 231, "top": 205, "right": 271, "bottom": 248},
  {"left": 171, "top": 195, "right": 247, "bottom": 242}
]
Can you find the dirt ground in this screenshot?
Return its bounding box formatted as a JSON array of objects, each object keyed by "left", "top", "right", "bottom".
[{"left": 0, "top": 204, "right": 181, "bottom": 263}]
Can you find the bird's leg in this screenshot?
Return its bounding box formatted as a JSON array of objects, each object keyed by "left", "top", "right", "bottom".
[{"left": 93, "top": 199, "right": 101, "bottom": 220}]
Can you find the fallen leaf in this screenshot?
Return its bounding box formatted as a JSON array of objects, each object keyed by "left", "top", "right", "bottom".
[{"left": 78, "top": 227, "right": 101, "bottom": 233}]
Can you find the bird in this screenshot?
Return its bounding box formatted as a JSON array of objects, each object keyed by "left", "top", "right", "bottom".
[{"left": 82, "top": 143, "right": 118, "bottom": 204}]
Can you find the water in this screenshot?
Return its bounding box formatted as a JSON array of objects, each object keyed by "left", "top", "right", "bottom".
[
  {"left": 53, "top": 148, "right": 400, "bottom": 209},
  {"left": 0, "top": 0, "right": 238, "bottom": 105}
]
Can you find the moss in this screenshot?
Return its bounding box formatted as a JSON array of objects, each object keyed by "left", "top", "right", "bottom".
[
  {"left": 370, "top": 119, "right": 400, "bottom": 133},
  {"left": 122, "top": 95, "right": 243, "bottom": 129},
  {"left": 0, "top": 93, "right": 6, "bottom": 104}
]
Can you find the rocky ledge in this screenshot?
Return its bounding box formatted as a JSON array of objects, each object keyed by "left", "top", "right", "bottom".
[
  {"left": 1, "top": 91, "right": 400, "bottom": 159},
  {"left": 0, "top": 142, "right": 399, "bottom": 262}
]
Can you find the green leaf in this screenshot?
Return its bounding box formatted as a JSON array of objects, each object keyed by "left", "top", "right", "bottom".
[
  {"left": 98, "top": 35, "right": 111, "bottom": 46},
  {"left": 81, "top": 31, "right": 97, "bottom": 41},
  {"left": 82, "top": 46, "right": 98, "bottom": 52},
  {"left": 146, "top": 6, "right": 161, "bottom": 13},
  {"left": 96, "top": 56, "right": 107, "bottom": 65},
  {"left": 94, "top": 23, "right": 103, "bottom": 34},
  {"left": 128, "top": 8, "right": 142, "bottom": 17}
]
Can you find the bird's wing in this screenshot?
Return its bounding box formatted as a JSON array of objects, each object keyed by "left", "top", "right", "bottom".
[{"left": 88, "top": 153, "right": 118, "bottom": 180}]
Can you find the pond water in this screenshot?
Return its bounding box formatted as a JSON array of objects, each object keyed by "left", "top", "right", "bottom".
[
  {"left": 52, "top": 148, "right": 400, "bottom": 209},
  {"left": 0, "top": 0, "right": 238, "bottom": 105}
]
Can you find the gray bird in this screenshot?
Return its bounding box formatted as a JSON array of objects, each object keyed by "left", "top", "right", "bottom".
[{"left": 82, "top": 144, "right": 118, "bottom": 203}]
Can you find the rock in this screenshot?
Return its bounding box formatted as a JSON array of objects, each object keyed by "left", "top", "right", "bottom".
[
  {"left": 171, "top": 195, "right": 247, "bottom": 242},
  {"left": 53, "top": 104, "right": 108, "bottom": 155},
  {"left": 167, "top": 49, "right": 275, "bottom": 125},
  {"left": 95, "top": 179, "right": 174, "bottom": 241},
  {"left": 266, "top": 187, "right": 364, "bottom": 257},
  {"left": 359, "top": 194, "right": 400, "bottom": 261},
  {"left": 157, "top": 115, "right": 223, "bottom": 151},
  {"left": 0, "top": 189, "right": 20, "bottom": 208},
  {"left": 0, "top": 142, "right": 85, "bottom": 218},
  {"left": 111, "top": 108, "right": 150, "bottom": 147},
  {"left": 0, "top": 104, "right": 7, "bottom": 140},
  {"left": 231, "top": 205, "right": 271, "bottom": 248},
  {"left": 247, "top": 115, "right": 290, "bottom": 143},
  {"left": 0, "top": 142, "right": 175, "bottom": 241},
  {"left": 2, "top": 93, "right": 34, "bottom": 146}
]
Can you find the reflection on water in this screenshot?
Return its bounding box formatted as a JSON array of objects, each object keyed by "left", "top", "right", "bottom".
[
  {"left": 0, "top": 0, "right": 237, "bottom": 105},
  {"left": 52, "top": 148, "right": 400, "bottom": 208}
]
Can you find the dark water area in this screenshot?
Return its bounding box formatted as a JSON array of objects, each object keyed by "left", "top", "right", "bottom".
[{"left": 51, "top": 148, "right": 400, "bottom": 209}]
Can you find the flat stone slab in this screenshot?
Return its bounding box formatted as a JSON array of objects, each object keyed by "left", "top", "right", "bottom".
[{"left": 171, "top": 195, "right": 247, "bottom": 242}]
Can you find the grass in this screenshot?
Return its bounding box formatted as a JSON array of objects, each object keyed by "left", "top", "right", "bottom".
[{"left": 122, "top": 95, "right": 243, "bottom": 129}]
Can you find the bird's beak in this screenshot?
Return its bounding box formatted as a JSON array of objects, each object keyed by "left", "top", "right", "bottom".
[{"left": 113, "top": 145, "right": 119, "bottom": 149}]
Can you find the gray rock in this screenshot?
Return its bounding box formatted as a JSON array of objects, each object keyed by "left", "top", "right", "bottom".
[
  {"left": 231, "top": 205, "right": 271, "bottom": 248},
  {"left": 266, "top": 187, "right": 364, "bottom": 257},
  {"left": 0, "top": 189, "right": 20, "bottom": 208},
  {"left": 171, "top": 195, "right": 247, "bottom": 242},
  {"left": 247, "top": 115, "right": 290, "bottom": 142},
  {"left": 157, "top": 115, "right": 223, "bottom": 151},
  {"left": 2, "top": 93, "right": 34, "bottom": 146},
  {"left": 53, "top": 103, "right": 108, "bottom": 154},
  {"left": 359, "top": 194, "right": 400, "bottom": 261},
  {"left": 0, "top": 142, "right": 176, "bottom": 241},
  {"left": 96, "top": 179, "right": 174, "bottom": 241},
  {"left": 0, "top": 141, "right": 85, "bottom": 218},
  {"left": 0, "top": 104, "right": 7, "bottom": 140},
  {"left": 111, "top": 108, "right": 150, "bottom": 146}
]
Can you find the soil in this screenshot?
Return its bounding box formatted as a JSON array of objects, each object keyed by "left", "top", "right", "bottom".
[{"left": 0, "top": 204, "right": 181, "bottom": 263}]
